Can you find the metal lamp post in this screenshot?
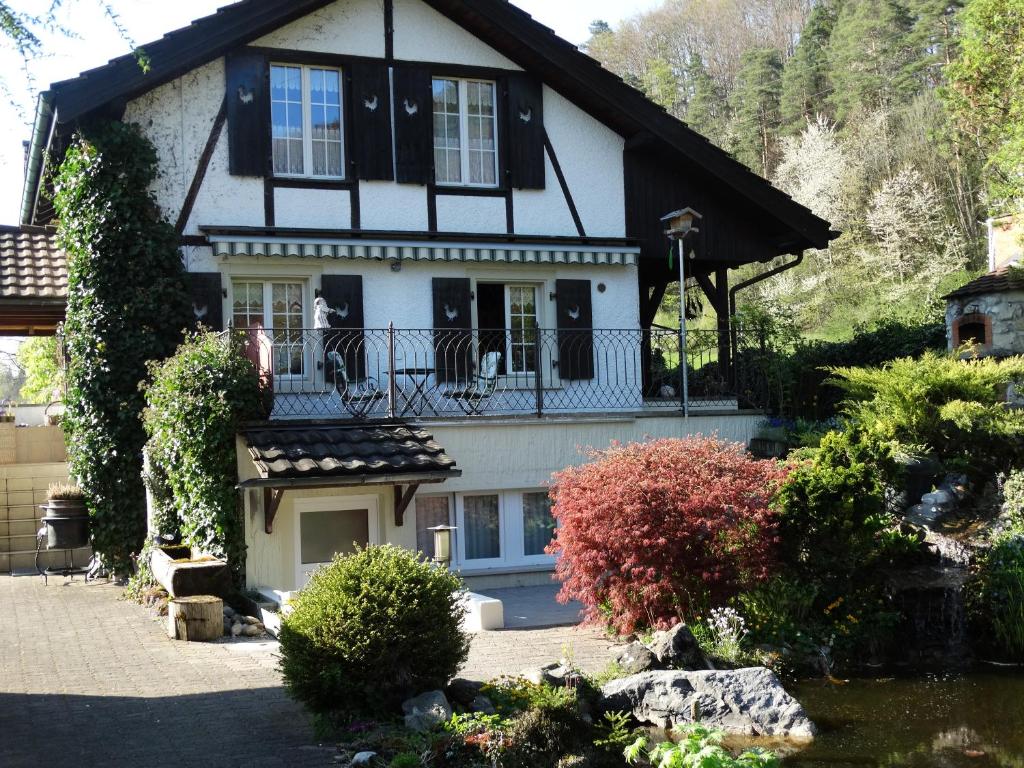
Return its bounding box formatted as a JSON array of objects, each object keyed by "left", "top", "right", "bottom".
[
  {"left": 429, "top": 525, "right": 456, "bottom": 567},
  {"left": 659, "top": 208, "right": 703, "bottom": 419}
]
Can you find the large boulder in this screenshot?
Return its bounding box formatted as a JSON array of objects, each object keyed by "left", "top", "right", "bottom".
[
  {"left": 613, "top": 641, "right": 659, "bottom": 675},
  {"left": 646, "top": 623, "right": 706, "bottom": 669},
  {"left": 599, "top": 668, "right": 816, "bottom": 741},
  {"left": 402, "top": 690, "right": 452, "bottom": 732}
]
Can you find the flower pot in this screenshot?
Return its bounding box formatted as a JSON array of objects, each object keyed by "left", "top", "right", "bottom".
[
  {"left": 43, "top": 515, "right": 90, "bottom": 550},
  {"left": 44, "top": 499, "right": 88, "bottom": 517}
]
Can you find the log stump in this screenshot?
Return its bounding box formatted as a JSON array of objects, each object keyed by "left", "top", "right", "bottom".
[{"left": 168, "top": 595, "right": 224, "bottom": 642}]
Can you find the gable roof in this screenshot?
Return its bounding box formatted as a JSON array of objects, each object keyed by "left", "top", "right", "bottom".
[
  {"left": 22, "top": 0, "right": 834, "bottom": 251},
  {"left": 943, "top": 265, "right": 1024, "bottom": 301},
  {"left": 0, "top": 226, "right": 67, "bottom": 335}
]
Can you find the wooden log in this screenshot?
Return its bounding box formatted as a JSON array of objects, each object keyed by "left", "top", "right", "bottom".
[{"left": 168, "top": 595, "right": 224, "bottom": 642}]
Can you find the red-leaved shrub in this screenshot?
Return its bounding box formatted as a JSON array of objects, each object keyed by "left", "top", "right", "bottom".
[{"left": 546, "top": 436, "right": 789, "bottom": 634}]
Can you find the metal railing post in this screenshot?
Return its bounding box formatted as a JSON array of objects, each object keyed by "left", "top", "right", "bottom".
[
  {"left": 387, "top": 322, "right": 397, "bottom": 420},
  {"left": 534, "top": 322, "right": 543, "bottom": 418}
]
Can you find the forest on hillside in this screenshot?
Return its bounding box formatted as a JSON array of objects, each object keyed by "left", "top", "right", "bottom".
[{"left": 586, "top": 0, "right": 1023, "bottom": 339}]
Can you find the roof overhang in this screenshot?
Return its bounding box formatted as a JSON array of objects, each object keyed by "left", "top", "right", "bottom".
[{"left": 21, "top": 0, "right": 834, "bottom": 248}]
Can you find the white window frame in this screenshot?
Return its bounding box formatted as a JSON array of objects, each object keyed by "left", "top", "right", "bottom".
[
  {"left": 505, "top": 284, "right": 541, "bottom": 376},
  {"left": 229, "top": 278, "right": 308, "bottom": 379},
  {"left": 432, "top": 77, "right": 500, "bottom": 189},
  {"left": 271, "top": 63, "right": 346, "bottom": 180},
  {"left": 455, "top": 492, "right": 505, "bottom": 569},
  {"left": 454, "top": 489, "right": 557, "bottom": 570},
  {"left": 294, "top": 495, "right": 380, "bottom": 589}
]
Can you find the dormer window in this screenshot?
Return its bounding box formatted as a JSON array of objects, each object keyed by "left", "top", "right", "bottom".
[
  {"left": 432, "top": 77, "right": 499, "bottom": 187},
  {"left": 271, "top": 64, "right": 344, "bottom": 178}
]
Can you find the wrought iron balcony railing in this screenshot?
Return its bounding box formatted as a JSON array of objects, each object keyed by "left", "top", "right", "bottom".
[{"left": 232, "top": 325, "right": 772, "bottom": 420}]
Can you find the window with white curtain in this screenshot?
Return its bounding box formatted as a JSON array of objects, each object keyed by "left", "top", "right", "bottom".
[
  {"left": 271, "top": 64, "right": 344, "bottom": 178},
  {"left": 415, "top": 496, "right": 452, "bottom": 560},
  {"left": 432, "top": 77, "right": 498, "bottom": 187},
  {"left": 455, "top": 490, "right": 556, "bottom": 568}
]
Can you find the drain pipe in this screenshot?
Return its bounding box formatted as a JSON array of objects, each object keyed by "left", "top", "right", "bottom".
[
  {"left": 20, "top": 91, "right": 56, "bottom": 226},
  {"left": 728, "top": 252, "right": 804, "bottom": 320}
]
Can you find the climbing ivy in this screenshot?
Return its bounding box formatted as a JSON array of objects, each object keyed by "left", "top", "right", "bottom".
[
  {"left": 143, "top": 332, "right": 266, "bottom": 583},
  {"left": 54, "top": 121, "right": 191, "bottom": 575}
]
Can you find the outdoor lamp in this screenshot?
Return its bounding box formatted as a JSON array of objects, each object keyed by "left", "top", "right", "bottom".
[{"left": 429, "top": 525, "right": 456, "bottom": 566}]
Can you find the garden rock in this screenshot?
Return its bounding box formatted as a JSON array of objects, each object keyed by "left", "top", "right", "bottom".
[
  {"left": 402, "top": 690, "right": 452, "bottom": 732},
  {"left": 230, "top": 622, "right": 242, "bottom": 637},
  {"left": 613, "top": 641, "right": 659, "bottom": 674},
  {"left": 242, "top": 624, "right": 262, "bottom": 637},
  {"left": 470, "top": 695, "right": 496, "bottom": 715},
  {"left": 645, "top": 623, "right": 706, "bottom": 669},
  {"left": 349, "top": 752, "right": 377, "bottom": 766},
  {"left": 446, "top": 677, "right": 484, "bottom": 708},
  {"left": 599, "top": 668, "right": 816, "bottom": 740},
  {"left": 522, "top": 661, "right": 563, "bottom": 686}
]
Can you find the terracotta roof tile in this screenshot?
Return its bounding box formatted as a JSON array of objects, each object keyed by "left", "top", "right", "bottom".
[
  {"left": 244, "top": 423, "right": 458, "bottom": 480},
  {"left": 943, "top": 265, "right": 1024, "bottom": 300},
  {"left": 0, "top": 226, "right": 67, "bottom": 302}
]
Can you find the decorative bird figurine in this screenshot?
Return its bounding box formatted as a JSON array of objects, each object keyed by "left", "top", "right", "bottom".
[
  {"left": 519, "top": 107, "right": 533, "bottom": 123},
  {"left": 192, "top": 303, "right": 208, "bottom": 322},
  {"left": 404, "top": 99, "right": 419, "bottom": 116},
  {"left": 444, "top": 304, "right": 459, "bottom": 322},
  {"left": 364, "top": 94, "right": 378, "bottom": 111},
  {"left": 567, "top": 305, "right": 581, "bottom": 321},
  {"left": 237, "top": 86, "right": 254, "bottom": 104}
]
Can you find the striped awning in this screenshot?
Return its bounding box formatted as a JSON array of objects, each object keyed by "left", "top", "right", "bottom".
[{"left": 209, "top": 236, "right": 639, "bottom": 267}]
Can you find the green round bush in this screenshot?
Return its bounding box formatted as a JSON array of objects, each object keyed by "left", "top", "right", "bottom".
[{"left": 279, "top": 545, "right": 470, "bottom": 715}]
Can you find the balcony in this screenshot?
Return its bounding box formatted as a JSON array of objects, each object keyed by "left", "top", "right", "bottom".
[{"left": 236, "top": 326, "right": 772, "bottom": 421}]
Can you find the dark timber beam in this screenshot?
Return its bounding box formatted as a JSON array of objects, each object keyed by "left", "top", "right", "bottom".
[
  {"left": 394, "top": 484, "right": 419, "bottom": 526},
  {"left": 264, "top": 488, "right": 285, "bottom": 534},
  {"left": 175, "top": 96, "right": 227, "bottom": 234}
]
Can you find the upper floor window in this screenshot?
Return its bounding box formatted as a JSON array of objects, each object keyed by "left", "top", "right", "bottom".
[
  {"left": 432, "top": 78, "right": 498, "bottom": 188},
  {"left": 271, "top": 64, "right": 344, "bottom": 178}
]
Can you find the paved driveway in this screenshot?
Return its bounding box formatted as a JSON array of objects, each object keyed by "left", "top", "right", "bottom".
[
  {"left": 0, "top": 575, "right": 616, "bottom": 767},
  {"left": 0, "top": 575, "right": 331, "bottom": 768}
]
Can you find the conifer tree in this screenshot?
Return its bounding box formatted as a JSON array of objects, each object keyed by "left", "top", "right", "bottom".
[
  {"left": 826, "top": 0, "right": 919, "bottom": 123},
  {"left": 728, "top": 48, "right": 784, "bottom": 175},
  {"left": 684, "top": 55, "right": 730, "bottom": 143},
  {"left": 780, "top": 0, "right": 840, "bottom": 133}
]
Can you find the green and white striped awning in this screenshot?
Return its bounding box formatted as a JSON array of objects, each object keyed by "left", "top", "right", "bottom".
[{"left": 209, "top": 236, "right": 639, "bottom": 267}]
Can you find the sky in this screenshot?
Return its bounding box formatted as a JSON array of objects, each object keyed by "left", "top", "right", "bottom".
[{"left": 0, "top": 0, "right": 662, "bottom": 228}]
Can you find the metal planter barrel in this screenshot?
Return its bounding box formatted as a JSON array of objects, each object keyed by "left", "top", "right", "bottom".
[{"left": 40, "top": 499, "right": 90, "bottom": 551}]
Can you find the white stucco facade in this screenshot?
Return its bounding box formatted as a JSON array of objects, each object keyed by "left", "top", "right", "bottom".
[{"left": 118, "top": 0, "right": 762, "bottom": 592}]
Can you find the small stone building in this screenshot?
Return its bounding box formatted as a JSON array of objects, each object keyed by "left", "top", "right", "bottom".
[{"left": 944, "top": 213, "right": 1024, "bottom": 357}]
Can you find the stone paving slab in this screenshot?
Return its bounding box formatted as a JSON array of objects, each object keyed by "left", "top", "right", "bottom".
[
  {"left": 0, "top": 575, "right": 332, "bottom": 768},
  {"left": 0, "top": 575, "right": 618, "bottom": 767},
  {"left": 476, "top": 584, "right": 586, "bottom": 629}
]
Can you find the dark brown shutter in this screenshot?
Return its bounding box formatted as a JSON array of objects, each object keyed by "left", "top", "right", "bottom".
[
  {"left": 226, "top": 50, "right": 269, "bottom": 177},
  {"left": 556, "top": 279, "right": 594, "bottom": 380},
  {"left": 432, "top": 278, "right": 473, "bottom": 383},
  {"left": 506, "top": 75, "right": 545, "bottom": 190},
  {"left": 392, "top": 65, "right": 433, "bottom": 184},
  {"left": 320, "top": 275, "right": 365, "bottom": 380},
  {"left": 187, "top": 272, "right": 224, "bottom": 331},
  {"left": 350, "top": 60, "right": 394, "bottom": 181}
]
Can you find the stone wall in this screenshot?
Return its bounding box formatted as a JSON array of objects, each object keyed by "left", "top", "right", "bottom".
[{"left": 945, "top": 290, "right": 1024, "bottom": 356}]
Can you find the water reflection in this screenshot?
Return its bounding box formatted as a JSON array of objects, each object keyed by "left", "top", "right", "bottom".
[{"left": 785, "top": 672, "right": 1024, "bottom": 767}]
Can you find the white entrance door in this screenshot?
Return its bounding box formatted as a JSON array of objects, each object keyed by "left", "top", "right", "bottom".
[{"left": 294, "top": 495, "right": 380, "bottom": 588}]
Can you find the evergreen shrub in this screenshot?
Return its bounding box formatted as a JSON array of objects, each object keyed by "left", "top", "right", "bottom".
[{"left": 279, "top": 545, "right": 470, "bottom": 716}]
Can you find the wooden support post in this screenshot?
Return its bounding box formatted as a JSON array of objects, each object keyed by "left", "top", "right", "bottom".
[
  {"left": 168, "top": 595, "right": 224, "bottom": 642},
  {"left": 264, "top": 488, "right": 284, "bottom": 534},
  {"left": 394, "top": 484, "right": 419, "bottom": 526}
]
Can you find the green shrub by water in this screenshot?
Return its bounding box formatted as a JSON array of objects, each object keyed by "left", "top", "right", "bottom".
[{"left": 279, "top": 545, "right": 470, "bottom": 717}]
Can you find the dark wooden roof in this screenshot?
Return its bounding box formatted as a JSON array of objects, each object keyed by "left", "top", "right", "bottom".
[
  {"left": 944, "top": 265, "right": 1024, "bottom": 300},
  {"left": 32, "top": 0, "right": 834, "bottom": 251},
  {"left": 244, "top": 423, "right": 458, "bottom": 479}
]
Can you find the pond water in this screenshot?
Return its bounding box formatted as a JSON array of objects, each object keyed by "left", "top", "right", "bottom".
[{"left": 784, "top": 671, "right": 1024, "bottom": 767}]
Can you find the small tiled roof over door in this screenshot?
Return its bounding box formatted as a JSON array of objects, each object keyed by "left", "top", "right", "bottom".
[
  {"left": 0, "top": 226, "right": 68, "bottom": 335},
  {"left": 244, "top": 423, "right": 459, "bottom": 482}
]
